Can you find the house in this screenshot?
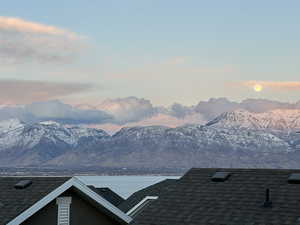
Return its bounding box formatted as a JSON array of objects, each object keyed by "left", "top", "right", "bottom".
[
  {"left": 128, "top": 168, "right": 300, "bottom": 225},
  {"left": 0, "top": 176, "right": 132, "bottom": 225}
]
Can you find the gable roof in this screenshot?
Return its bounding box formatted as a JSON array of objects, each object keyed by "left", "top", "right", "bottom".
[
  {"left": 119, "top": 179, "right": 177, "bottom": 213},
  {"left": 131, "top": 168, "right": 300, "bottom": 225},
  {"left": 0, "top": 177, "right": 70, "bottom": 225},
  {"left": 88, "top": 186, "right": 125, "bottom": 207},
  {"left": 0, "top": 176, "right": 132, "bottom": 225}
]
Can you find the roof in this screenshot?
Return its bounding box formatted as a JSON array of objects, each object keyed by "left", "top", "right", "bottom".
[
  {"left": 88, "top": 186, "right": 125, "bottom": 207},
  {"left": 0, "top": 176, "right": 132, "bottom": 225},
  {"left": 131, "top": 168, "right": 300, "bottom": 225},
  {"left": 127, "top": 196, "right": 158, "bottom": 218},
  {"left": 0, "top": 176, "right": 70, "bottom": 225},
  {"left": 119, "top": 179, "right": 177, "bottom": 213}
]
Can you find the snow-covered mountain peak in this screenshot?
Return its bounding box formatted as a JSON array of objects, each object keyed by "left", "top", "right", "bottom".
[
  {"left": 206, "top": 109, "right": 260, "bottom": 129},
  {"left": 206, "top": 109, "right": 300, "bottom": 130},
  {"left": 39, "top": 121, "right": 61, "bottom": 126},
  {"left": 0, "top": 114, "right": 299, "bottom": 168},
  {"left": 113, "top": 125, "right": 168, "bottom": 139},
  {"left": 0, "top": 119, "right": 109, "bottom": 151},
  {"left": 0, "top": 118, "right": 25, "bottom": 133}
]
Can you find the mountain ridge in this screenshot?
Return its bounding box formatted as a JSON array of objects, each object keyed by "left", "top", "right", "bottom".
[
  {"left": 206, "top": 109, "right": 300, "bottom": 130},
  {"left": 0, "top": 108, "right": 300, "bottom": 169}
]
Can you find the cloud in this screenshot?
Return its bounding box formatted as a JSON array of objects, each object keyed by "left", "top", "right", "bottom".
[
  {"left": 241, "top": 81, "right": 300, "bottom": 91},
  {"left": 195, "top": 98, "right": 240, "bottom": 120},
  {"left": 166, "top": 103, "right": 193, "bottom": 118},
  {"left": 25, "top": 100, "right": 112, "bottom": 124},
  {"left": 240, "top": 98, "right": 295, "bottom": 113},
  {"left": 92, "top": 113, "right": 206, "bottom": 134},
  {"left": 78, "top": 97, "right": 204, "bottom": 126},
  {"left": 195, "top": 97, "right": 300, "bottom": 120},
  {"left": 0, "top": 79, "right": 93, "bottom": 104},
  {"left": 96, "top": 97, "right": 157, "bottom": 124},
  {"left": 0, "top": 16, "right": 84, "bottom": 64},
  {"left": 0, "top": 16, "right": 77, "bottom": 37},
  {"left": 0, "top": 96, "right": 299, "bottom": 131},
  {"left": 0, "top": 100, "right": 112, "bottom": 125}
]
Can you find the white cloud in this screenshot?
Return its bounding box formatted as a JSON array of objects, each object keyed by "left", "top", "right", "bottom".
[
  {"left": 0, "top": 16, "right": 85, "bottom": 64},
  {"left": 25, "top": 100, "right": 112, "bottom": 124},
  {"left": 97, "top": 97, "right": 156, "bottom": 124}
]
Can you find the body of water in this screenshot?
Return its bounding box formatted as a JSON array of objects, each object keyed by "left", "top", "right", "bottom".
[{"left": 77, "top": 176, "right": 180, "bottom": 198}]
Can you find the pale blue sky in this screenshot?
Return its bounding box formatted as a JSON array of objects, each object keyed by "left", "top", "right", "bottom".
[{"left": 0, "top": 0, "right": 300, "bottom": 105}]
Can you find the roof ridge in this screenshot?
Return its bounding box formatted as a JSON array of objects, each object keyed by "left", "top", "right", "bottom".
[
  {"left": 189, "top": 168, "right": 300, "bottom": 172},
  {"left": 0, "top": 176, "right": 72, "bottom": 178}
]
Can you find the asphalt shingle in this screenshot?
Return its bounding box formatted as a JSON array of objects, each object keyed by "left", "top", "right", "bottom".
[
  {"left": 88, "top": 186, "right": 125, "bottom": 207},
  {"left": 119, "top": 179, "right": 177, "bottom": 213},
  {"left": 131, "top": 168, "right": 300, "bottom": 225},
  {"left": 0, "top": 176, "right": 70, "bottom": 224}
]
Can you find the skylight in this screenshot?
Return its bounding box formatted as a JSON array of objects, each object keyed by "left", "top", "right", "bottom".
[
  {"left": 211, "top": 172, "right": 231, "bottom": 182},
  {"left": 14, "top": 180, "right": 32, "bottom": 189},
  {"left": 288, "top": 173, "right": 300, "bottom": 184}
]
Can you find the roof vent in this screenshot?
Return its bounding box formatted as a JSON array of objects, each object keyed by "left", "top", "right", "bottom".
[
  {"left": 211, "top": 172, "right": 230, "bottom": 182},
  {"left": 288, "top": 173, "right": 300, "bottom": 183},
  {"left": 263, "top": 188, "right": 272, "bottom": 208},
  {"left": 14, "top": 180, "right": 32, "bottom": 189}
]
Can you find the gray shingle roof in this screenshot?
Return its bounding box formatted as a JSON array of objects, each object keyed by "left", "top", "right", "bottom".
[
  {"left": 131, "top": 168, "right": 300, "bottom": 225},
  {"left": 88, "top": 186, "right": 125, "bottom": 207},
  {"left": 0, "top": 176, "right": 70, "bottom": 224},
  {"left": 119, "top": 179, "right": 177, "bottom": 213}
]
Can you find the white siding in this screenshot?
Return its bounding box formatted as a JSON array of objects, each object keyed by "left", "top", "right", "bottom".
[{"left": 56, "top": 197, "right": 72, "bottom": 225}]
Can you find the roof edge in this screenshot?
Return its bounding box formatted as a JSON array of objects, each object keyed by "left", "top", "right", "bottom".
[
  {"left": 127, "top": 196, "right": 158, "bottom": 217},
  {"left": 6, "top": 177, "right": 132, "bottom": 225}
]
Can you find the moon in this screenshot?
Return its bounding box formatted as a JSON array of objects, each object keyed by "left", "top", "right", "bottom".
[{"left": 253, "top": 84, "right": 263, "bottom": 92}]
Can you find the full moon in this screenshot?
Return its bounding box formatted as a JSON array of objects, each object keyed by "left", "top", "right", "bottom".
[{"left": 253, "top": 84, "right": 263, "bottom": 92}]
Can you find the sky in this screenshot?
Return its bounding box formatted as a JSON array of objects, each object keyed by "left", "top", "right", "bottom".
[{"left": 1, "top": 0, "right": 300, "bottom": 107}]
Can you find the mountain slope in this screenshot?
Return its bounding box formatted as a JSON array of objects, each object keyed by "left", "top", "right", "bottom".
[
  {"left": 0, "top": 120, "right": 109, "bottom": 166},
  {"left": 1, "top": 109, "right": 300, "bottom": 169},
  {"left": 206, "top": 109, "right": 300, "bottom": 130},
  {"left": 47, "top": 124, "right": 298, "bottom": 169}
]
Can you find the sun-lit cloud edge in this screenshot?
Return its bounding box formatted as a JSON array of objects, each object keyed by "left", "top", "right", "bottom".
[
  {"left": 0, "top": 16, "right": 86, "bottom": 64},
  {"left": 0, "top": 16, "right": 80, "bottom": 39},
  {"left": 241, "top": 81, "right": 300, "bottom": 91}
]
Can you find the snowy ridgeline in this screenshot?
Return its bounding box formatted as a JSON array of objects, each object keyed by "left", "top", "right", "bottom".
[
  {"left": 0, "top": 109, "right": 299, "bottom": 168},
  {"left": 0, "top": 118, "right": 108, "bottom": 150}
]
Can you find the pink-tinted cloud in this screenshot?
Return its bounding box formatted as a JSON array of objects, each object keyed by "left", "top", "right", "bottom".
[
  {"left": 0, "top": 16, "right": 78, "bottom": 38},
  {"left": 241, "top": 81, "right": 300, "bottom": 91},
  {"left": 91, "top": 113, "right": 205, "bottom": 134},
  {"left": 0, "top": 79, "right": 92, "bottom": 104},
  {"left": 0, "top": 17, "right": 85, "bottom": 64},
  {"left": 96, "top": 97, "right": 156, "bottom": 124}
]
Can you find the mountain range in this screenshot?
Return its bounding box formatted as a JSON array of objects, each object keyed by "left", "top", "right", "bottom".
[{"left": 0, "top": 109, "right": 300, "bottom": 169}]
